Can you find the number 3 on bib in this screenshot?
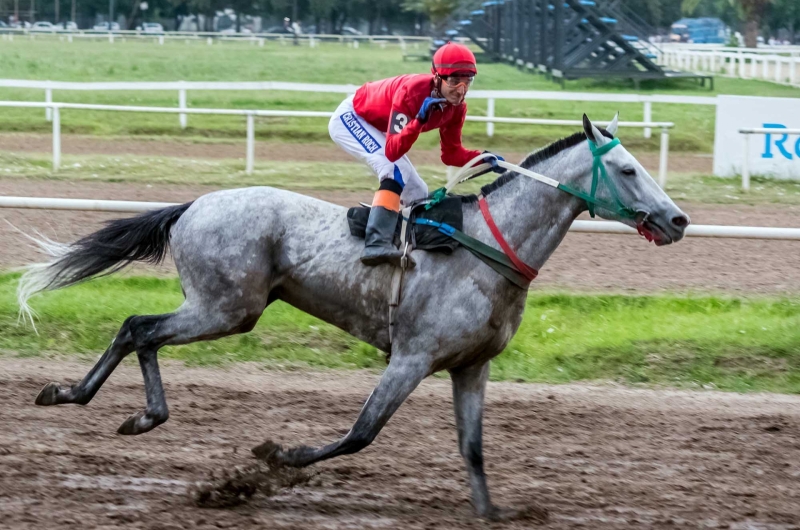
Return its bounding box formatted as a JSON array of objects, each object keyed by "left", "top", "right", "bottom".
[{"left": 390, "top": 111, "right": 408, "bottom": 134}]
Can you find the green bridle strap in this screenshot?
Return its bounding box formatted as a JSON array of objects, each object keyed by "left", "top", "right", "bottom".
[{"left": 556, "top": 138, "right": 637, "bottom": 220}]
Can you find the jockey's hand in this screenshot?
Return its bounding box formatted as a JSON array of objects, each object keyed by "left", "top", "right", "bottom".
[
  {"left": 416, "top": 97, "right": 447, "bottom": 124},
  {"left": 482, "top": 151, "right": 505, "bottom": 173}
]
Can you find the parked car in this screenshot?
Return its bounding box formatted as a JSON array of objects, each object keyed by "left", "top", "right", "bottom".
[
  {"left": 141, "top": 22, "right": 164, "bottom": 34},
  {"left": 0, "top": 20, "right": 8, "bottom": 28},
  {"left": 61, "top": 21, "right": 78, "bottom": 30},
  {"left": 93, "top": 22, "right": 121, "bottom": 31},
  {"left": 264, "top": 25, "right": 294, "bottom": 34},
  {"left": 340, "top": 26, "right": 362, "bottom": 36},
  {"left": 220, "top": 27, "right": 252, "bottom": 34},
  {"left": 31, "top": 21, "right": 56, "bottom": 32}
]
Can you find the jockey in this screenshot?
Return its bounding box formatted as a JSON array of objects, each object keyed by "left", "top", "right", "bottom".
[{"left": 328, "top": 42, "right": 503, "bottom": 268}]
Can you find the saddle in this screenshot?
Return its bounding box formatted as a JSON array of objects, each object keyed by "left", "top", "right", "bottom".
[{"left": 346, "top": 196, "right": 464, "bottom": 255}]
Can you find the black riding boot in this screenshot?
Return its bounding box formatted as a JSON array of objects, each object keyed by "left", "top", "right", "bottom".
[{"left": 360, "top": 206, "right": 415, "bottom": 268}]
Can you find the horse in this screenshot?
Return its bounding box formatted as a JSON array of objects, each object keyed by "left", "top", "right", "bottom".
[{"left": 19, "top": 115, "right": 689, "bottom": 521}]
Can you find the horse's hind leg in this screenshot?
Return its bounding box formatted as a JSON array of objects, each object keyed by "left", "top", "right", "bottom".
[
  {"left": 255, "top": 352, "right": 430, "bottom": 468},
  {"left": 116, "top": 304, "right": 263, "bottom": 435},
  {"left": 35, "top": 317, "right": 138, "bottom": 406}
]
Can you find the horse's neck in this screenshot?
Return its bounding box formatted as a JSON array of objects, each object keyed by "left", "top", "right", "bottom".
[{"left": 474, "top": 149, "right": 587, "bottom": 271}]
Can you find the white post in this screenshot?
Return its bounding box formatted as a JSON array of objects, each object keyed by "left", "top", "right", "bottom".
[
  {"left": 762, "top": 56, "right": 769, "bottom": 79},
  {"left": 738, "top": 52, "right": 745, "bottom": 77},
  {"left": 52, "top": 106, "right": 61, "bottom": 172},
  {"left": 45, "top": 87, "right": 53, "bottom": 121},
  {"left": 658, "top": 128, "right": 669, "bottom": 188},
  {"left": 179, "top": 88, "right": 187, "bottom": 129},
  {"left": 246, "top": 113, "right": 255, "bottom": 174},
  {"left": 207, "top": 37, "right": 212, "bottom": 45},
  {"left": 400, "top": 37, "right": 406, "bottom": 51},
  {"left": 643, "top": 101, "right": 652, "bottom": 139},
  {"left": 750, "top": 55, "right": 757, "bottom": 78},
  {"left": 486, "top": 98, "right": 495, "bottom": 138},
  {"left": 309, "top": 35, "right": 315, "bottom": 48},
  {"left": 741, "top": 133, "right": 750, "bottom": 191},
  {"left": 775, "top": 58, "right": 782, "bottom": 83},
  {"left": 159, "top": 35, "right": 164, "bottom": 45},
  {"left": 791, "top": 57, "right": 797, "bottom": 85},
  {"left": 259, "top": 38, "right": 264, "bottom": 47},
  {"left": 67, "top": 34, "right": 72, "bottom": 43},
  {"left": 109, "top": 33, "right": 114, "bottom": 43}
]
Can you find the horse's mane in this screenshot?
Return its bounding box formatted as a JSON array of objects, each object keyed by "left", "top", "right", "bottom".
[{"left": 459, "top": 128, "right": 614, "bottom": 203}]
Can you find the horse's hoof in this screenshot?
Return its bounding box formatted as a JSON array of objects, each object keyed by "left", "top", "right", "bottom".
[
  {"left": 252, "top": 440, "right": 284, "bottom": 466},
  {"left": 484, "top": 504, "right": 549, "bottom": 523},
  {"left": 35, "top": 382, "right": 64, "bottom": 406},
  {"left": 117, "top": 411, "right": 165, "bottom": 435}
]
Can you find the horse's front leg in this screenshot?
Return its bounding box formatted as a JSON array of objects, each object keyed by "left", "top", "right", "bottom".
[
  {"left": 254, "top": 352, "right": 430, "bottom": 467},
  {"left": 450, "top": 362, "right": 548, "bottom": 522}
]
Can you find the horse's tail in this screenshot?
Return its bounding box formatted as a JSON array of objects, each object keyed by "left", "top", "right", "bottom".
[{"left": 17, "top": 201, "right": 193, "bottom": 325}]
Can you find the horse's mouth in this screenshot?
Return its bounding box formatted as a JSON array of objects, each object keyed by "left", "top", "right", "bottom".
[{"left": 636, "top": 212, "right": 673, "bottom": 246}]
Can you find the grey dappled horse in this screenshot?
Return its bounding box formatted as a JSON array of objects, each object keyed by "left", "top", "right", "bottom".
[{"left": 20, "top": 115, "right": 689, "bottom": 521}]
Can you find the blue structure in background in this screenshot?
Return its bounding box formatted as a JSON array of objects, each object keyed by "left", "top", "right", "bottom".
[{"left": 670, "top": 18, "right": 728, "bottom": 44}]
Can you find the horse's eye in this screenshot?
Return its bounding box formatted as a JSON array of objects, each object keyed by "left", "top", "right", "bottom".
[{"left": 621, "top": 168, "right": 636, "bottom": 176}]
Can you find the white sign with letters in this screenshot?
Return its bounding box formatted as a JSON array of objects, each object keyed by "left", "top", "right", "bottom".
[{"left": 713, "top": 95, "right": 800, "bottom": 179}]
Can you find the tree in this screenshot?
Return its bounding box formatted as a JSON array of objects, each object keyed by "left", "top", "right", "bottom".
[
  {"left": 729, "top": 0, "right": 772, "bottom": 47},
  {"left": 401, "top": 0, "right": 457, "bottom": 35}
]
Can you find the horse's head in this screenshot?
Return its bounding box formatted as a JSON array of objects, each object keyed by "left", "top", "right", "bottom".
[{"left": 579, "top": 114, "right": 690, "bottom": 246}]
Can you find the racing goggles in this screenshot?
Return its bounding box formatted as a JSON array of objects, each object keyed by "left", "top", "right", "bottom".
[{"left": 441, "top": 75, "right": 475, "bottom": 88}]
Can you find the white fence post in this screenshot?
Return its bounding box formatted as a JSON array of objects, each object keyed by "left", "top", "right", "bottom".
[
  {"left": 658, "top": 127, "right": 669, "bottom": 188},
  {"left": 791, "top": 57, "right": 797, "bottom": 85},
  {"left": 775, "top": 58, "right": 782, "bottom": 83},
  {"left": 486, "top": 98, "right": 495, "bottom": 138},
  {"left": 179, "top": 88, "right": 187, "bottom": 129},
  {"left": 741, "top": 133, "right": 750, "bottom": 192},
  {"left": 52, "top": 106, "right": 61, "bottom": 172},
  {"left": 158, "top": 35, "right": 164, "bottom": 45},
  {"left": 246, "top": 113, "right": 255, "bottom": 174},
  {"left": 45, "top": 87, "right": 53, "bottom": 121},
  {"left": 643, "top": 100, "right": 652, "bottom": 139}
]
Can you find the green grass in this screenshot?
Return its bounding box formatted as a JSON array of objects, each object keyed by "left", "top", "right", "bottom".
[
  {"left": 4, "top": 151, "right": 800, "bottom": 205},
  {"left": 0, "top": 39, "right": 798, "bottom": 152},
  {"left": 1, "top": 274, "right": 799, "bottom": 393}
]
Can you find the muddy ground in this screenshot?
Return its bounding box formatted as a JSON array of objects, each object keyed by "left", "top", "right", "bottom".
[{"left": 1, "top": 358, "right": 799, "bottom": 529}]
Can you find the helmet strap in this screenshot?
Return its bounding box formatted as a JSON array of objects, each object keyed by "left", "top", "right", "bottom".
[{"left": 433, "top": 74, "right": 443, "bottom": 97}]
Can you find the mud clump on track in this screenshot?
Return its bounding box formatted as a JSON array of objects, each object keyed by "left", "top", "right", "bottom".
[{"left": 191, "top": 462, "right": 312, "bottom": 508}]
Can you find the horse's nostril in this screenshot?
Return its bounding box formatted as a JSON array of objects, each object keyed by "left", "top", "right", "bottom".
[{"left": 671, "top": 215, "right": 689, "bottom": 228}]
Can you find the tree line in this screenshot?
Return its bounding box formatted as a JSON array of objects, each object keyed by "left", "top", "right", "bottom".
[{"left": 1, "top": 0, "right": 797, "bottom": 45}]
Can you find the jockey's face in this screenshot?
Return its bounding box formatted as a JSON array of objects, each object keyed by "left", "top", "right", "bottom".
[{"left": 438, "top": 74, "right": 473, "bottom": 105}]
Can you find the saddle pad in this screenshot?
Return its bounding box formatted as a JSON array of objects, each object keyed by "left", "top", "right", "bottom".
[{"left": 346, "top": 196, "right": 463, "bottom": 255}]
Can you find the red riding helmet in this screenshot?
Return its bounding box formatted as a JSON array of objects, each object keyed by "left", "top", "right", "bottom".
[{"left": 431, "top": 42, "right": 477, "bottom": 77}]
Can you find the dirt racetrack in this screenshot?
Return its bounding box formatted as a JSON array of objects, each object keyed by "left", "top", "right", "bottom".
[{"left": 1, "top": 358, "right": 799, "bottom": 529}]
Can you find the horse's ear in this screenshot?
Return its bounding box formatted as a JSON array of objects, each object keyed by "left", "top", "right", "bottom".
[
  {"left": 606, "top": 112, "right": 619, "bottom": 136},
  {"left": 582, "top": 114, "right": 608, "bottom": 145}
]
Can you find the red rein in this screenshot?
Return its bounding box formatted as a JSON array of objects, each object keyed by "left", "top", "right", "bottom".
[{"left": 478, "top": 197, "right": 539, "bottom": 283}]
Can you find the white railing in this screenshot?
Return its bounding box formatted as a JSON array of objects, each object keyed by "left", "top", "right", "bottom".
[
  {"left": 1, "top": 195, "right": 797, "bottom": 240},
  {"left": 660, "top": 49, "right": 800, "bottom": 87},
  {"left": 0, "top": 79, "right": 713, "bottom": 140},
  {"left": 738, "top": 127, "right": 800, "bottom": 191},
  {"left": 0, "top": 100, "right": 675, "bottom": 185},
  {"left": 0, "top": 28, "right": 430, "bottom": 45}
]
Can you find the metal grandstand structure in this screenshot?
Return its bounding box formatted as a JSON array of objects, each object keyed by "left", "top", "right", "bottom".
[{"left": 454, "top": 0, "right": 713, "bottom": 88}]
